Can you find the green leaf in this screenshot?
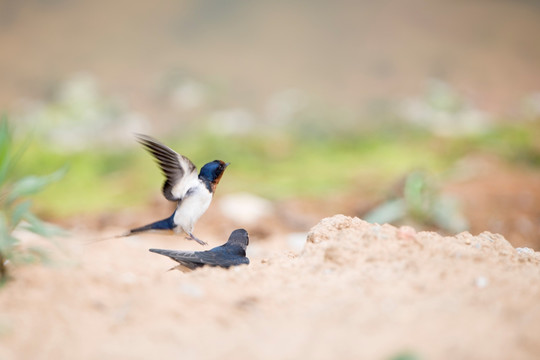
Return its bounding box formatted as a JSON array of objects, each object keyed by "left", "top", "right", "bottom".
[
  {"left": 10, "top": 246, "right": 51, "bottom": 265},
  {"left": 0, "top": 234, "right": 19, "bottom": 253},
  {"left": 404, "top": 171, "right": 427, "bottom": 206},
  {"left": 29, "top": 246, "right": 51, "bottom": 263},
  {"left": 0, "top": 115, "right": 12, "bottom": 186},
  {"left": 388, "top": 351, "right": 422, "bottom": 360},
  {"left": 21, "top": 212, "right": 65, "bottom": 238},
  {"left": 0, "top": 116, "right": 29, "bottom": 187},
  {"left": 0, "top": 214, "right": 19, "bottom": 252},
  {"left": 0, "top": 114, "right": 10, "bottom": 150},
  {"left": 7, "top": 166, "right": 68, "bottom": 202},
  {"left": 404, "top": 171, "right": 433, "bottom": 221},
  {"left": 10, "top": 200, "right": 32, "bottom": 230},
  {"left": 432, "top": 196, "right": 469, "bottom": 233},
  {"left": 364, "top": 198, "right": 407, "bottom": 224}
]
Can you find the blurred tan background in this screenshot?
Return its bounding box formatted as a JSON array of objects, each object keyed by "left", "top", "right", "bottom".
[
  {"left": 1, "top": 0, "right": 539, "bottom": 122},
  {"left": 0, "top": 0, "right": 539, "bottom": 248}
]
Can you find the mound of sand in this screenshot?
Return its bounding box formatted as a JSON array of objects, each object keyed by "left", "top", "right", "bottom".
[{"left": 1, "top": 215, "right": 539, "bottom": 359}]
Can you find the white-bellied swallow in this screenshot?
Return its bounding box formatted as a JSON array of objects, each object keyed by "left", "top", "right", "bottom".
[
  {"left": 149, "top": 228, "right": 250, "bottom": 271},
  {"left": 127, "top": 134, "right": 229, "bottom": 245}
]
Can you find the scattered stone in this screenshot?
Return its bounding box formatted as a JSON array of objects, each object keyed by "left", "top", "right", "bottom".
[
  {"left": 219, "top": 193, "right": 274, "bottom": 225},
  {"left": 475, "top": 276, "right": 489, "bottom": 288},
  {"left": 286, "top": 232, "right": 308, "bottom": 253},
  {"left": 178, "top": 282, "right": 205, "bottom": 298}
]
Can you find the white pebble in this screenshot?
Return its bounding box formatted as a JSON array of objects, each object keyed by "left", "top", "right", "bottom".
[
  {"left": 287, "top": 232, "right": 308, "bottom": 253},
  {"left": 219, "top": 193, "right": 274, "bottom": 224},
  {"left": 119, "top": 272, "right": 137, "bottom": 284},
  {"left": 475, "top": 276, "right": 489, "bottom": 288},
  {"left": 179, "top": 283, "right": 205, "bottom": 298},
  {"left": 516, "top": 247, "right": 535, "bottom": 256}
]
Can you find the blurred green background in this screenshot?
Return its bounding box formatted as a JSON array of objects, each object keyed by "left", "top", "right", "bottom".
[{"left": 1, "top": 0, "right": 539, "bottom": 245}]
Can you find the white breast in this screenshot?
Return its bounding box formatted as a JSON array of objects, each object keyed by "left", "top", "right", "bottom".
[{"left": 173, "top": 185, "right": 213, "bottom": 234}]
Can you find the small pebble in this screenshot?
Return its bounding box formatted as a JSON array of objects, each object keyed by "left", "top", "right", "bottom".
[
  {"left": 119, "top": 272, "right": 137, "bottom": 284},
  {"left": 178, "top": 283, "right": 205, "bottom": 298},
  {"left": 287, "top": 232, "right": 308, "bottom": 253},
  {"left": 398, "top": 226, "right": 417, "bottom": 240},
  {"left": 516, "top": 247, "right": 534, "bottom": 256},
  {"left": 475, "top": 276, "right": 489, "bottom": 288}
]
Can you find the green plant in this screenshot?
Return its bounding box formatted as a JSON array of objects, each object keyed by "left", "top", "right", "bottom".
[
  {"left": 0, "top": 116, "right": 66, "bottom": 283},
  {"left": 363, "top": 170, "right": 469, "bottom": 233},
  {"left": 388, "top": 350, "right": 422, "bottom": 360}
]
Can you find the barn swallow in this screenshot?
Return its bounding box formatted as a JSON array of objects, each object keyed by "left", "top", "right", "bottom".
[
  {"left": 127, "top": 134, "right": 229, "bottom": 245},
  {"left": 149, "top": 228, "right": 250, "bottom": 271}
]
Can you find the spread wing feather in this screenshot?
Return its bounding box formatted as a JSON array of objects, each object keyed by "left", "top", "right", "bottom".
[{"left": 136, "top": 134, "right": 198, "bottom": 201}]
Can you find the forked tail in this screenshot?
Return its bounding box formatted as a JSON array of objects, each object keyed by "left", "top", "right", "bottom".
[
  {"left": 82, "top": 214, "right": 176, "bottom": 245},
  {"left": 128, "top": 213, "right": 176, "bottom": 235}
]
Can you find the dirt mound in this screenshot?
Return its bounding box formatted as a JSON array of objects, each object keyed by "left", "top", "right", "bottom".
[{"left": 1, "top": 215, "right": 540, "bottom": 359}]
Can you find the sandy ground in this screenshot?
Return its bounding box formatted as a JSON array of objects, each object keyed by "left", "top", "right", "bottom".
[{"left": 1, "top": 214, "right": 539, "bottom": 360}]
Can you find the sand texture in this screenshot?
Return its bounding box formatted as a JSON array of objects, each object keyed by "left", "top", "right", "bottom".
[{"left": 1, "top": 214, "right": 540, "bottom": 359}]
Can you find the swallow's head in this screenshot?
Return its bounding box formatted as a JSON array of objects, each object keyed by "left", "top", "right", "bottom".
[
  {"left": 227, "top": 228, "right": 249, "bottom": 249},
  {"left": 199, "top": 160, "right": 229, "bottom": 185}
]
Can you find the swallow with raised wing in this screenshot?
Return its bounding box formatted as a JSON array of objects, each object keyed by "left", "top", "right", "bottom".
[
  {"left": 149, "top": 228, "right": 250, "bottom": 271},
  {"left": 127, "top": 134, "right": 229, "bottom": 245}
]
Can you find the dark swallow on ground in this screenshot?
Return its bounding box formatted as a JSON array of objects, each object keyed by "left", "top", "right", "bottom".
[
  {"left": 149, "top": 228, "right": 250, "bottom": 271},
  {"left": 126, "top": 134, "right": 229, "bottom": 245}
]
